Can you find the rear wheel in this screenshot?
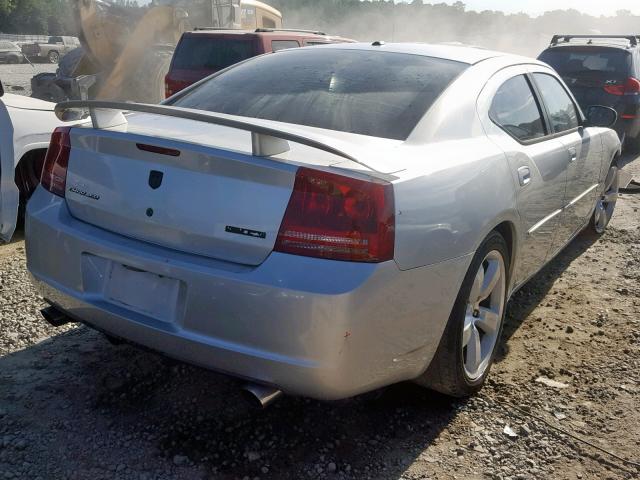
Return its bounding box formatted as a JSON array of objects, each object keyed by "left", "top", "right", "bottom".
[
  {"left": 417, "top": 231, "right": 509, "bottom": 397},
  {"left": 48, "top": 50, "right": 60, "bottom": 64},
  {"left": 15, "top": 150, "right": 47, "bottom": 221},
  {"left": 6, "top": 55, "right": 19, "bottom": 64},
  {"left": 127, "top": 48, "right": 173, "bottom": 103},
  {"left": 592, "top": 161, "right": 619, "bottom": 234},
  {"left": 624, "top": 134, "right": 640, "bottom": 153}
]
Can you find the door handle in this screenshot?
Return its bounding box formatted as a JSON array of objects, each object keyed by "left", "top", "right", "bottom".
[
  {"left": 568, "top": 147, "right": 577, "bottom": 162},
  {"left": 517, "top": 166, "right": 531, "bottom": 186}
]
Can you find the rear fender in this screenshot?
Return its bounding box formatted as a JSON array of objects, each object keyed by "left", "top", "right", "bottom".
[
  {"left": 0, "top": 95, "right": 64, "bottom": 242},
  {"left": 0, "top": 100, "right": 19, "bottom": 242}
]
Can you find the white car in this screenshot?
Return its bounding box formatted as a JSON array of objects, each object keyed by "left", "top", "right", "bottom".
[{"left": 0, "top": 86, "right": 68, "bottom": 241}]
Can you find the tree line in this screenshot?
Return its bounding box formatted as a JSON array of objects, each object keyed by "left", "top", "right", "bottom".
[{"left": 0, "top": 0, "right": 141, "bottom": 36}]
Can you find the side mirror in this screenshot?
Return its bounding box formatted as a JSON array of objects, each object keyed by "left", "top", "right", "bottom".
[
  {"left": 585, "top": 105, "right": 618, "bottom": 128},
  {"left": 0, "top": 79, "right": 4, "bottom": 98}
]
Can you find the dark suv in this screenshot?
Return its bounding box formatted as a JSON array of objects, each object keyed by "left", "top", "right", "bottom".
[
  {"left": 165, "top": 28, "right": 354, "bottom": 98},
  {"left": 538, "top": 35, "right": 640, "bottom": 150}
]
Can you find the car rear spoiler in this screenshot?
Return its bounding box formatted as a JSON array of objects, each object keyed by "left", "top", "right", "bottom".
[
  {"left": 54, "top": 100, "right": 382, "bottom": 173},
  {"left": 550, "top": 35, "right": 640, "bottom": 47}
]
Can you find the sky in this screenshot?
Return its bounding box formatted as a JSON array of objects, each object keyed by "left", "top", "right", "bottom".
[
  {"left": 433, "top": 0, "right": 640, "bottom": 16},
  {"left": 137, "top": 1, "right": 640, "bottom": 17}
]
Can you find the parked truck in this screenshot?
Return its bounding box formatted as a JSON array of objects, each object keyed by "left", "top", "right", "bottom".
[{"left": 21, "top": 36, "right": 81, "bottom": 64}]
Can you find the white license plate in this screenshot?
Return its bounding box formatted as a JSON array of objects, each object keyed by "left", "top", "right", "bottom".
[{"left": 105, "top": 263, "right": 181, "bottom": 323}]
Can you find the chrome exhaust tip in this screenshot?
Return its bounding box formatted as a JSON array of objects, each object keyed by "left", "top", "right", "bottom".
[
  {"left": 40, "top": 306, "right": 72, "bottom": 327},
  {"left": 242, "top": 383, "right": 283, "bottom": 408}
]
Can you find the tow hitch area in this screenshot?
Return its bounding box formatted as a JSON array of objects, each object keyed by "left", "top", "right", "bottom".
[{"left": 40, "top": 306, "right": 73, "bottom": 327}]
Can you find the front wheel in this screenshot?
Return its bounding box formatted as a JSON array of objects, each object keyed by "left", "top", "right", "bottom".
[
  {"left": 417, "top": 231, "right": 509, "bottom": 397},
  {"left": 48, "top": 51, "right": 59, "bottom": 63},
  {"left": 592, "top": 162, "right": 619, "bottom": 234}
]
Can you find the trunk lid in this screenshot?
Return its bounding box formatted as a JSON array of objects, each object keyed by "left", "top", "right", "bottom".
[
  {"left": 64, "top": 113, "right": 401, "bottom": 265},
  {"left": 65, "top": 124, "right": 297, "bottom": 266}
]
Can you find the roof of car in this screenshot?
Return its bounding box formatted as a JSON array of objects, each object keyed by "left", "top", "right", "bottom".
[
  {"left": 189, "top": 29, "right": 337, "bottom": 38},
  {"left": 278, "top": 42, "right": 520, "bottom": 65},
  {"left": 545, "top": 35, "right": 640, "bottom": 51}
]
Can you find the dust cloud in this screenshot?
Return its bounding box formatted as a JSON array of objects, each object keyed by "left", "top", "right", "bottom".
[{"left": 269, "top": 1, "right": 640, "bottom": 57}]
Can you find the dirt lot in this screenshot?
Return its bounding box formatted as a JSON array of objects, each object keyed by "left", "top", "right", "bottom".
[
  {"left": 0, "top": 63, "right": 57, "bottom": 97},
  {"left": 0, "top": 63, "right": 639, "bottom": 479}
]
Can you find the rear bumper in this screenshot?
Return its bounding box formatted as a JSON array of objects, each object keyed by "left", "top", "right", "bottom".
[{"left": 26, "top": 188, "right": 472, "bottom": 399}]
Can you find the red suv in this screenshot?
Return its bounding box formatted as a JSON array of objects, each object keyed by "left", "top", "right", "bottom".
[{"left": 165, "top": 28, "right": 355, "bottom": 98}]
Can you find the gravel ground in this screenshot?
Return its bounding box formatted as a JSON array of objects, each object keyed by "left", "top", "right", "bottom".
[
  {"left": 0, "top": 62, "right": 639, "bottom": 478},
  {"left": 0, "top": 63, "right": 57, "bottom": 97},
  {"left": 0, "top": 156, "right": 638, "bottom": 480}
]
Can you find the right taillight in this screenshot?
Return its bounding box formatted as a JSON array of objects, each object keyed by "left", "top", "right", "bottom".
[
  {"left": 604, "top": 77, "right": 640, "bottom": 96},
  {"left": 274, "top": 167, "right": 395, "bottom": 263},
  {"left": 40, "top": 127, "right": 71, "bottom": 197},
  {"left": 165, "top": 74, "right": 173, "bottom": 98}
]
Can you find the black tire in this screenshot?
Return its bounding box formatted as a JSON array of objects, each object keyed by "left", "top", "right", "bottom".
[
  {"left": 623, "top": 135, "right": 640, "bottom": 153},
  {"left": 48, "top": 50, "right": 60, "bottom": 64},
  {"left": 591, "top": 158, "right": 620, "bottom": 235},
  {"left": 6, "top": 55, "right": 19, "bottom": 64},
  {"left": 416, "top": 231, "right": 510, "bottom": 397},
  {"left": 30, "top": 73, "right": 69, "bottom": 103},
  {"left": 127, "top": 48, "right": 173, "bottom": 103},
  {"left": 15, "top": 150, "right": 47, "bottom": 223}
]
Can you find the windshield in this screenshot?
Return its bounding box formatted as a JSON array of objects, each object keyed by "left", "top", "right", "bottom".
[
  {"left": 170, "top": 48, "right": 468, "bottom": 140},
  {"left": 172, "top": 36, "right": 257, "bottom": 71}
]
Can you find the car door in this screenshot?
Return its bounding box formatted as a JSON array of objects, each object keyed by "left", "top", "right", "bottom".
[
  {"left": 478, "top": 68, "right": 571, "bottom": 286},
  {"left": 530, "top": 70, "right": 602, "bottom": 247}
]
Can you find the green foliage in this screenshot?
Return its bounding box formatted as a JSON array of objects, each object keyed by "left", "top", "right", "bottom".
[{"left": 0, "top": 0, "right": 75, "bottom": 35}]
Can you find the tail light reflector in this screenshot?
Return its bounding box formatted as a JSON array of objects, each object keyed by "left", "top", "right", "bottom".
[
  {"left": 40, "top": 127, "right": 71, "bottom": 197},
  {"left": 164, "top": 74, "right": 174, "bottom": 98},
  {"left": 274, "top": 168, "right": 395, "bottom": 263},
  {"left": 604, "top": 77, "right": 640, "bottom": 96}
]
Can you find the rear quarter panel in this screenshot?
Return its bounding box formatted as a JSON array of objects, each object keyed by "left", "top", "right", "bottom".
[
  {"left": 392, "top": 137, "right": 518, "bottom": 271},
  {"left": 392, "top": 57, "right": 522, "bottom": 272}
]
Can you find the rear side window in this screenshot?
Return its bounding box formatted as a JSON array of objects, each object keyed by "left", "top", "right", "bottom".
[
  {"left": 271, "top": 40, "right": 299, "bottom": 52},
  {"left": 171, "top": 49, "right": 468, "bottom": 140},
  {"left": 172, "top": 36, "right": 257, "bottom": 70},
  {"left": 533, "top": 73, "right": 580, "bottom": 134},
  {"left": 490, "top": 75, "right": 546, "bottom": 142},
  {"left": 539, "top": 48, "right": 631, "bottom": 78}
]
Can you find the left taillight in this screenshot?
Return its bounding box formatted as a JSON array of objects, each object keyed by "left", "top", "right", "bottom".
[
  {"left": 604, "top": 77, "right": 640, "bottom": 96},
  {"left": 40, "top": 127, "right": 71, "bottom": 197},
  {"left": 274, "top": 167, "right": 395, "bottom": 263}
]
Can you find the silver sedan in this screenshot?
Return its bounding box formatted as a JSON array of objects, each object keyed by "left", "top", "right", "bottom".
[{"left": 26, "top": 43, "right": 621, "bottom": 401}]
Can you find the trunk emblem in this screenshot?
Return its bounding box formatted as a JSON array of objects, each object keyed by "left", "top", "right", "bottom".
[{"left": 148, "top": 170, "right": 164, "bottom": 190}]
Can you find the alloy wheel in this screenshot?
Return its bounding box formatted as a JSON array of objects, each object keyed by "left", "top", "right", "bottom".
[
  {"left": 594, "top": 165, "right": 619, "bottom": 234},
  {"left": 462, "top": 250, "right": 506, "bottom": 381}
]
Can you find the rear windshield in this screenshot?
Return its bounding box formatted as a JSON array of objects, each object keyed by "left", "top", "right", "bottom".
[
  {"left": 539, "top": 47, "right": 632, "bottom": 78},
  {"left": 172, "top": 35, "right": 257, "bottom": 70},
  {"left": 170, "top": 49, "right": 468, "bottom": 140}
]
